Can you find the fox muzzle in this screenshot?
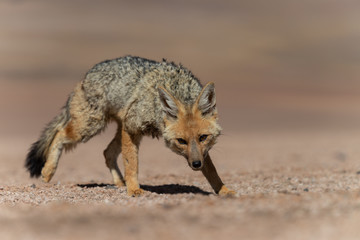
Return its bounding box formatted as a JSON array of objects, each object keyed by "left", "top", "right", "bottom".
[{"left": 188, "top": 140, "right": 204, "bottom": 170}]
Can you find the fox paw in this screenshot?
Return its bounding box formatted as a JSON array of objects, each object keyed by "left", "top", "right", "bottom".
[
  {"left": 127, "top": 188, "right": 145, "bottom": 197},
  {"left": 114, "top": 180, "right": 126, "bottom": 187},
  {"left": 218, "top": 186, "right": 237, "bottom": 197},
  {"left": 41, "top": 169, "right": 55, "bottom": 183}
]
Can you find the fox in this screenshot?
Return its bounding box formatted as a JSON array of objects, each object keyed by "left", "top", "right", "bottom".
[{"left": 25, "top": 55, "right": 235, "bottom": 197}]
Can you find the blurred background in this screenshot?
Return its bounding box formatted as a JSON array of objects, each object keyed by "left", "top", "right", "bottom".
[{"left": 1, "top": 0, "right": 360, "bottom": 136}]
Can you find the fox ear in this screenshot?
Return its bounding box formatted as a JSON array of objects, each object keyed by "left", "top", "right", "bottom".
[
  {"left": 158, "top": 86, "right": 178, "bottom": 119},
  {"left": 196, "top": 82, "right": 216, "bottom": 116}
]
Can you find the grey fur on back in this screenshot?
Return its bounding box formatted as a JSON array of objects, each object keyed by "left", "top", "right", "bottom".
[{"left": 82, "top": 56, "right": 203, "bottom": 137}]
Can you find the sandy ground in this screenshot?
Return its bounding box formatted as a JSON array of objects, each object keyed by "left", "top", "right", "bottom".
[
  {"left": 1, "top": 131, "right": 360, "bottom": 240},
  {"left": 1, "top": 1, "right": 360, "bottom": 239}
]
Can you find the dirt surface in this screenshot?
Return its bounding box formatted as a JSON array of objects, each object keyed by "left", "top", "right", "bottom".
[{"left": 1, "top": 1, "right": 360, "bottom": 240}]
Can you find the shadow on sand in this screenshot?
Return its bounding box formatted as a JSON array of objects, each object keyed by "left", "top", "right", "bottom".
[{"left": 76, "top": 183, "right": 211, "bottom": 195}]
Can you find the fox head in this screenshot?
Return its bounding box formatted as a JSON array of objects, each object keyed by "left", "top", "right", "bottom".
[{"left": 158, "top": 82, "right": 222, "bottom": 171}]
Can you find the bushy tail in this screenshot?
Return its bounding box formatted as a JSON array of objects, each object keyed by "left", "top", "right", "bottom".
[{"left": 25, "top": 107, "right": 70, "bottom": 178}]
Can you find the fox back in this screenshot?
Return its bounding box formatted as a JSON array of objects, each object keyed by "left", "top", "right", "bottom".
[{"left": 82, "top": 56, "right": 205, "bottom": 137}]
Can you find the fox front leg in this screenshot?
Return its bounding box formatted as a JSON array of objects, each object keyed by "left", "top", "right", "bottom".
[
  {"left": 121, "top": 128, "right": 144, "bottom": 197},
  {"left": 201, "top": 154, "right": 236, "bottom": 196}
]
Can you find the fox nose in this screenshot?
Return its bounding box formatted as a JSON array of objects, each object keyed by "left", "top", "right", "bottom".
[{"left": 192, "top": 161, "right": 202, "bottom": 169}]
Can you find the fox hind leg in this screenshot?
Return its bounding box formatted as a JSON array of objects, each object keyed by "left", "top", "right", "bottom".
[
  {"left": 30, "top": 82, "right": 111, "bottom": 183},
  {"left": 41, "top": 119, "right": 82, "bottom": 182},
  {"left": 104, "top": 120, "right": 125, "bottom": 187},
  {"left": 41, "top": 128, "right": 72, "bottom": 182}
]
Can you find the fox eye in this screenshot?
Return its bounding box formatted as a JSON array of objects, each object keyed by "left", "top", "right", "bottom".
[
  {"left": 199, "top": 134, "right": 208, "bottom": 142},
  {"left": 176, "top": 138, "right": 187, "bottom": 145}
]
